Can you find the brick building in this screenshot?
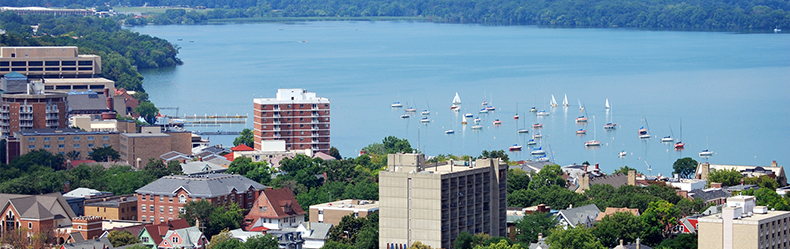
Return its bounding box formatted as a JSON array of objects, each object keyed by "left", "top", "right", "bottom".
[
  {"left": 0, "top": 46, "right": 101, "bottom": 78},
  {"left": 253, "top": 89, "right": 330, "bottom": 153},
  {"left": 119, "top": 131, "right": 192, "bottom": 168},
  {"left": 135, "top": 174, "right": 266, "bottom": 224},
  {"left": 0, "top": 193, "right": 77, "bottom": 239},
  {"left": 0, "top": 87, "right": 67, "bottom": 138},
  {"left": 84, "top": 195, "right": 137, "bottom": 221},
  {"left": 309, "top": 199, "right": 379, "bottom": 226}
]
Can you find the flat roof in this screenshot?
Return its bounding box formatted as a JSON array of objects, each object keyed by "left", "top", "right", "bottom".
[
  {"left": 423, "top": 160, "right": 499, "bottom": 175},
  {"left": 85, "top": 198, "right": 136, "bottom": 208},
  {"left": 121, "top": 133, "right": 170, "bottom": 138},
  {"left": 699, "top": 210, "right": 790, "bottom": 224},
  {"left": 44, "top": 78, "right": 114, "bottom": 84},
  {"left": 16, "top": 129, "right": 115, "bottom": 136},
  {"left": 309, "top": 199, "right": 379, "bottom": 212}
]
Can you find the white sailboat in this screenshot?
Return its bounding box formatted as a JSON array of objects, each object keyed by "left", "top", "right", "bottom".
[
  {"left": 578, "top": 99, "right": 584, "bottom": 111},
  {"left": 450, "top": 92, "right": 461, "bottom": 111},
  {"left": 699, "top": 137, "right": 714, "bottom": 157},
  {"left": 605, "top": 99, "right": 610, "bottom": 109},
  {"left": 550, "top": 95, "right": 558, "bottom": 107},
  {"left": 517, "top": 113, "right": 529, "bottom": 134},
  {"left": 563, "top": 94, "right": 570, "bottom": 107},
  {"left": 585, "top": 116, "right": 601, "bottom": 146}
]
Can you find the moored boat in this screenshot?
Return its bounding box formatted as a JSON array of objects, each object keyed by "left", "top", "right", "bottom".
[
  {"left": 576, "top": 116, "right": 588, "bottom": 123},
  {"left": 531, "top": 147, "right": 546, "bottom": 155},
  {"left": 576, "top": 129, "right": 586, "bottom": 134},
  {"left": 533, "top": 123, "right": 543, "bottom": 128},
  {"left": 527, "top": 139, "right": 537, "bottom": 145},
  {"left": 401, "top": 114, "right": 410, "bottom": 119},
  {"left": 529, "top": 107, "right": 538, "bottom": 113},
  {"left": 420, "top": 117, "right": 431, "bottom": 123},
  {"left": 536, "top": 110, "right": 550, "bottom": 116},
  {"left": 699, "top": 149, "right": 714, "bottom": 157},
  {"left": 391, "top": 102, "right": 403, "bottom": 108},
  {"left": 472, "top": 125, "right": 483, "bottom": 130},
  {"left": 509, "top": 144, "right": 522, "bottom": 151},
  {"left": 465, "top": 113, "right": 474, "bottom": 118},
  {"left": 493, "top": 119, "right": 502, "bottom": 125},
  {"left": 604, "top": 123, "right": 617, "bottom": 130},
  {"left": 445, "top": 130, "right": 455, "bottom": 134},
  {"left": 619, "top": 150, "right": 627, "bottom": 157}
]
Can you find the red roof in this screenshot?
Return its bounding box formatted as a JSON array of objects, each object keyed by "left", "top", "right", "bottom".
[
  {"left": 224, "top": 153, "right": 235, "bottom": 161},
  {"left": 230, "top": 144, "right": 254, "bottom": 151},
  {"left": 249, "top": 226, "right": 268, "bottom": 232},
  {"left": 244, "top": 188, "right": 305, "bottom": 230},
  {"left": 143, "top": 219, "right": 191, "bottom": 246}
]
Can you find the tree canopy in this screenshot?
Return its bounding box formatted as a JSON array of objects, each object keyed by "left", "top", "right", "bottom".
[
  {"left": 233, "top": 128, "right": 254, "bottom": 148},
  {"left": 672, "top": 157, "right": 698, "bottom": 179},
  {"left": 708, "top": 168, "right": 744, "bottom": 186}
]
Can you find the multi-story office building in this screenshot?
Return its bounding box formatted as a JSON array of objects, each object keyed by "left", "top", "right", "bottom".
[
  {"left": 84, "top": 195, "right": 138, "bottom": 221},
  {"left": 0, "top": 87, "right": 67, "bottom": 137},
  {"left": 698, "top": 195, "right": 790, "bottom": 249},
  {"left": 379, "top": 153, "right": 507, "bottom": 249},
  {"left": 135, "top": 174, "right": 266, "bottom": 224},
  {"left": 0, "top": 46, "right": 101, "bottom": 78},
  {"left": 253, "top": 89, "right": 330, "bottom": 153}
]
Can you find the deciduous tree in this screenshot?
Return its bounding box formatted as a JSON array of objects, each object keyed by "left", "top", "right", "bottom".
[
  {"left": 672, "top": 157, "right": 698, "bottom": 179},
  {"left": 108, "top": 230, "right": 141, "bottom": 247},
  {"left": 233, "top": 128, "right": 254, "bottom": 147},
  {"left": 546, "top": 226, "right": 606, "bottom": 249},
  {"left": 513, "top": 212, "right": 558, "bottom": 244}
]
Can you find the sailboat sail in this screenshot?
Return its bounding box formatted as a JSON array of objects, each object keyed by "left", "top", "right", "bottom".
[
  {"left": 606, "top": 99, "right": 610, "bottom": 109},
  {"left": 563, "top": 94, "right": 569, "bottom": 106},
  {"left": 452, "top": 92, "right": 461, "bottom": 105},
  {"left": 550, "top": 95, "right": 558, "bottom": 107}
]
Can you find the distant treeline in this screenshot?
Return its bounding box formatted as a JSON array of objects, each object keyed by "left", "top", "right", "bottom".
[
  {"left": 5, "top": 0, "right": 790, "bottom": 30},
  {"left": 0, "top": 11, "right": 181, "bottom": 94}
]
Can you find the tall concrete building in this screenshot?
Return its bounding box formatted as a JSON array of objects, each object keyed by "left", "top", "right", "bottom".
[
  {"left": 253, "top": 89, "right": 330, "bottom": 153},
  {"left": 697, "top": 195, "right": 790, "bottom": 249},
  {"left": 379, "top": 153, "right": 507, "bottom": 249}
]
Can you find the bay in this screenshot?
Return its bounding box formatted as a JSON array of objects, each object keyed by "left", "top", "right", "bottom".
[{"left": 133, "top": 21, "right": 790, "bottom": 176}]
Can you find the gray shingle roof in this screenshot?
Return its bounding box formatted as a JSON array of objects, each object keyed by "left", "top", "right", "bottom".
[
  {"left": 67, "top": 93, "right": 109, "bottom": 111},
  {"left": 557, "top": 204, "right": 600, "bottom": 228},
  {"left": 62, "top": 237, "right": 112, "bottom": 249},
  {"left": 135, "top": 174, "right": 266, "bottom": 198},
  {"left": 689, "top": 188, "right": 731, "bottom": 202},
  {"left": 180, "top": 161, "right": 227, "bottom": 175},
  {"left": 304, "top": 222, "right": 333, "bottom": 240},
  {"left": 0, "top": 193, "right": 76, "bottom": 226},
  {"left": 162, "top": 226, "right": 204, "bottom": 248}
]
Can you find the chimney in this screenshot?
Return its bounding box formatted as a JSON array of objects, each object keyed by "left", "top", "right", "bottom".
[
  {"left": 583, "top": 165, "right": 588, "bottom": 172},
  {"left": 628, "top": 170, "right": 636, "bottom": 186},
  {"left": 103, "top": 88, "right": 109, "bottom": 97},
  {"left": 636, "top": 238, "right": 641, "bottom": 249},
  {"left": 64, "top": 181, "right": 71, "bottom": 193},
  {"left": 773, "top": 161, "right": 778, "bottom": 167},
  {"left": 619, "top": 240, "right": 624, "bottom": 246},
  {"left": 537, "top": 233, "right": 543, "bottom": 241},
  {"left": 595, "top": 163, "right": 599, "bottom": 170},
  {"left": 711, "top": 182, "right": 722, "bottom": 188},
  {"left": 106, "top": 97, "right": 114, "bottom": 111}
]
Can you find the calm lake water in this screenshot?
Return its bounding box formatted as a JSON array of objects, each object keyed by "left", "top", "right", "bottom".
[{"left": 133, "top": 21, "right": 790, "bottom": 176}]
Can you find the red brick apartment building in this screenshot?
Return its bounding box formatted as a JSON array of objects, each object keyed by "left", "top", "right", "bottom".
[
  {"left": 134, "top": 174, "right": 267, "bottom": 224},
  {"left": 253, "top": 89, "right": 330, "bottom": 153}
]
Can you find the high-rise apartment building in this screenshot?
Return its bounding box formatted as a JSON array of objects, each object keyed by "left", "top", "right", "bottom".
[
  {"left": 698, "top": 195, "right": 790, "bottom": 249},
  {"left": 253, "top": 89, "right": 330, "bottom": 153},
  {"left": 0, "top": 85, "right": 67, "bottom": 137},
  {"left": 379, "top": 153, "right": 507, "bottom": 249}
]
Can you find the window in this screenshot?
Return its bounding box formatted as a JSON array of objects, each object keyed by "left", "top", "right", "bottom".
[
  {"left": 58, "top": 144, "right": 65, "bottom": 148},
  {"left": 142, "top": 237, "right": 149, "bottom": 243},
  {"left": 179, "top": 195, "right": 186, "bottom": 203},
  {"left": 160, "top": 196, "right": 164, "bottom": 201},
  {"left": 74, "top": 144, "right": 80, "bottom": 148},
  {"left": 169, "top": 196, "right": 173, "bottom": 202},
  {"left": 149, "top": 205, "right": 153, "bottom": 212},
  {"left": 28, "top": 138, "right": 34, "bottom": 142},
  {"left": 354, "top": 212, "right": 359, "bottom": 218},
  {"left": 142, "top": 205, "right": 146, "bottom": 212},
  {"left": 103, "top": 144, "right": 109, "bottom": 147},
  {"left": 102, "top": 136, "right": 109, "bottom": 140},
  {"left": 44, "top": 137, "right": 50, "bottom": 141},
  {"left": 263, "top": 207, "right": 268, "bottom": 212},
  {"left": 44, "top": 145, "right": 50, "bottom": 149},
  {"left": 28, "top": 145, "right": 34, "bottom": 149},
  {"left": 169, "top": 207, "right": 173, "bottom": 214},
  {"left": 74, "top": 137, "right": 80, "bottom": 141},
  {"left": 160, "top": 206, "right": 164, "bottom": 213},
  {"left": 28, "top": 222, "right": 31, "bottom": 229},
  {"left": 179, "top": 207, "right": 184, "bottom": 213},
  {"left": 172, "top": 237, "right": 179, "bottom": 243},
  {"left": 88, "top": 144, "right": 94, "bottom": 148},
  {"left": 88, "top": 136, "right": 94, "bottom": 140},
  {"left": 160, "top": 217, "right": 164, "bottom": 223},
  {"left": 318, "top": 210, "right": 323, "bottom": 214},
  {"left": 58, "top": 137, "right": 65, "bottom": 141},
  {"left": 142, "top": 216, "right": 146, "bottom": 222}
]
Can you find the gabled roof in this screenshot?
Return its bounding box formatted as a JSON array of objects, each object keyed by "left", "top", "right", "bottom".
[
  {"left": 589, "top": 173, "right": 629, "bottom": 189},
  {"left": 160, "top": 226, "right": 204, "bottom": 248},
  {"left": 142, "top": 219, "right": 191, "bottom": 247},
  {"left": 557, "top": 204, "right": 600, "bottom": 228},
  {"left": 595, "top": 207, "right": 640, "bottom": 222},
  {"left": 303, "top": 222, "right": 332, "bottom": 240},
  {"left": 231, "top": 144, "right": 254, "bottom": 151},
  {"left": 180, "top": 161, "right": 227, "bottom": 175},
  {"left": 135, "top": 174, "right": 265, "bottom": 198},
  {"left": 61, "top": 237, "right": 112, "bottom": 249},
  {"left": 160, "top": 151, "right": 190, "bottom": 162},
  {"left": 64, "top": 188, "right": 111, "bottom": 198},
  {"left": 689, "top": 188, "right": 731, "bottom": 202},
  {"left": 0, "top": 193, "right": 76, "bottom": 226},
  {"left": 245, "top": 188, "right": 305, "bottom": 227}
]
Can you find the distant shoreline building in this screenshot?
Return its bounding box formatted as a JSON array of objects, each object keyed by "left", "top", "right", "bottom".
[
  {"left": 253, "top": 89, "right": 330, "bottom": 153},
  {"left": 0, "top": 47, "right": 101, "bottom": 78},
  {"left": 0, "top": 7, "right": 94, "bottom": 16}
]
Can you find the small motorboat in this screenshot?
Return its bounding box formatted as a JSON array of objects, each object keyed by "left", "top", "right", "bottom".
[
  {"left": 445, "top": 130, "right": 455, "bottom": 134},
  {"left": 533, "top": 123, "right": 543, "bottom": 128},
  {"left": 421, "top": 110, "right": 430, "bottom": 116},
  {"left": 509, "top": 144, "right": 522, "bottom": 151},
  {"left": 472, "top": 125, "right": 483, "bottom": 130},
  {"left": 401, "top": 114, "right": 410, "bottom": 119},
  {"left": 699, "top": 149, "right": 714, "bottom": 157},
  {"left": 529, "top": 107, "right": 538, "bottom": 113},
  {"left": 517, "top": 129, "right": 530, "bottom": 134},
  {"left": 513, "top": 114, "right": 520, "bottom": 119},
  {"left": 661, "top": 136, "right": 674, "bottom": 142},
  {"left": 604, "top": 123, "right": 617, "bottom": 130},
  {"left": 640, "top": 134, "right": 651, "bottom": 139},
  {"left": 405, "top": 107, "right": 417, "bottom": 112},
  {"left": 535, "top": 155, "right": 550, "bottom": 162},
  {"left": 674, "top": 141, "right": 685, "bottom": 149},
  {"left": 618, "top": 150, "right": 627, "bottom": 157},
  {"left": 536, "top": 110, "right": 550, "bottom": 116},
  {"left": 576, "top": 129, "right": 586, "bottom": 134},
  {"left": 465, "top": 113, "right": 474, "bottom": 118},
  {"left": 479, "top": 108, "right": 489, "bottom": 113},
  {"left": 451, "top": 105, "right": 460, "bottom": 111},
  {"left": 527, "top": 139, "right": 537, "bottom": 145},
  {"left": 585, "top": 140, "right": 602, "bottom": 146},
  {"left": 533, "top": 133, "right": 542, "bottom": 139},
  {"left": 493, "top": 119, "right": 502, "bottom": 125},
  {"left": 420, "top": 117, "right": 431, "bottom": 123},
  {"left": 485, "top": 106, "right": 496, "bottom": 111},
  {"left": 575, "top": 116, "right": 588, "bottom": 123},
  {"left": 531, "top": 147, "right": 546, "bottom": 155},
  {"left": 391, "top": 102, "right": 403, "bottom": 108}
]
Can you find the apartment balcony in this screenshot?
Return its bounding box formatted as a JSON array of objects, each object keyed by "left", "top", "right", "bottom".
[
  {"left": 273, "top": 114, "right": 282, "bottom": 118},
  {"left": 19, "top": 115, "right": 33, "bottom": 121}
]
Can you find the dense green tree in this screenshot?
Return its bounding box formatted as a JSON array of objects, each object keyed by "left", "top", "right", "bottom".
[
  {"left": 546, "top": 226, "right": 606, "bottom": 249},
  {"left": 361, "top": 136, "right": 413, "bottom": 155},
  {"left": 322, "top": 241, "right": 355, "bottom": 249},
  {"left": 228, "top": 157, "right": 272, "bottom": 184},
  {"left": 480, "top": 150, "right": 509, "bottom": 163},
  {"left": 612, "top": 165, "right": 640, "bottom": 175},
  {"left": 672, "top": 157, "right": 698, "bottom": 179},
  {"left": 641, "top": 200, "right": 679, "bottom": 245},
  {"left": 89, "top": 146, "right": 121, "bottom": 162},
  {"left": 657, "top": 233, "right": 698, "bottom": 249},
  {"left": 528, "top": 164, "right": 565, "bottom": 190},
  {"left": 245, "top": 234, "right": 279, "bottom": 249},
  {"left": 454, "top": 231, "right": 474, "bottom": 249},
  {"left": 754, "top": 187, "right": 790, "bottom": 210},
  {"left": 329, "top": 146, "right": 342, "bottom": 160},
  {"left": 592, "top": 211, "right": 644, "bottom": 247},
  {"left": 233, "top": 128, "right": 254, "bottom": 147},
  {"left": 474, "top": 240, "right": 521, "bottom": 249},
  {"left": 135, "top": 102, "right": 159, "bottom": 124},
  {"left": 179, "top": 199, "right": 216, "bottom": 230},
  {"left": 507, "top": 168, "right": 530, "bottom": 194},
  {"left": 108, "top": 230, "right": 141, "bottom": 247},
  {"left": 708, "top": 168, "right": 744, "bottom": 186},
  {"left": 675, "top": 197, "right": 705, "bottom": 217},
  {"left": 513, "top": 212, "right": 558, "bottom": 244},
  {"left": 744, "top": 175, "right": 780, "bottom": 190},
  {"left": 328, "top": 212, "right": 378, "bottom": 247}
]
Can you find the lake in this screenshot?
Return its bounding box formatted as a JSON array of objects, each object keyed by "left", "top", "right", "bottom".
[{"left": 133, "top": 21, "right": 790, "bottom": 176}]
